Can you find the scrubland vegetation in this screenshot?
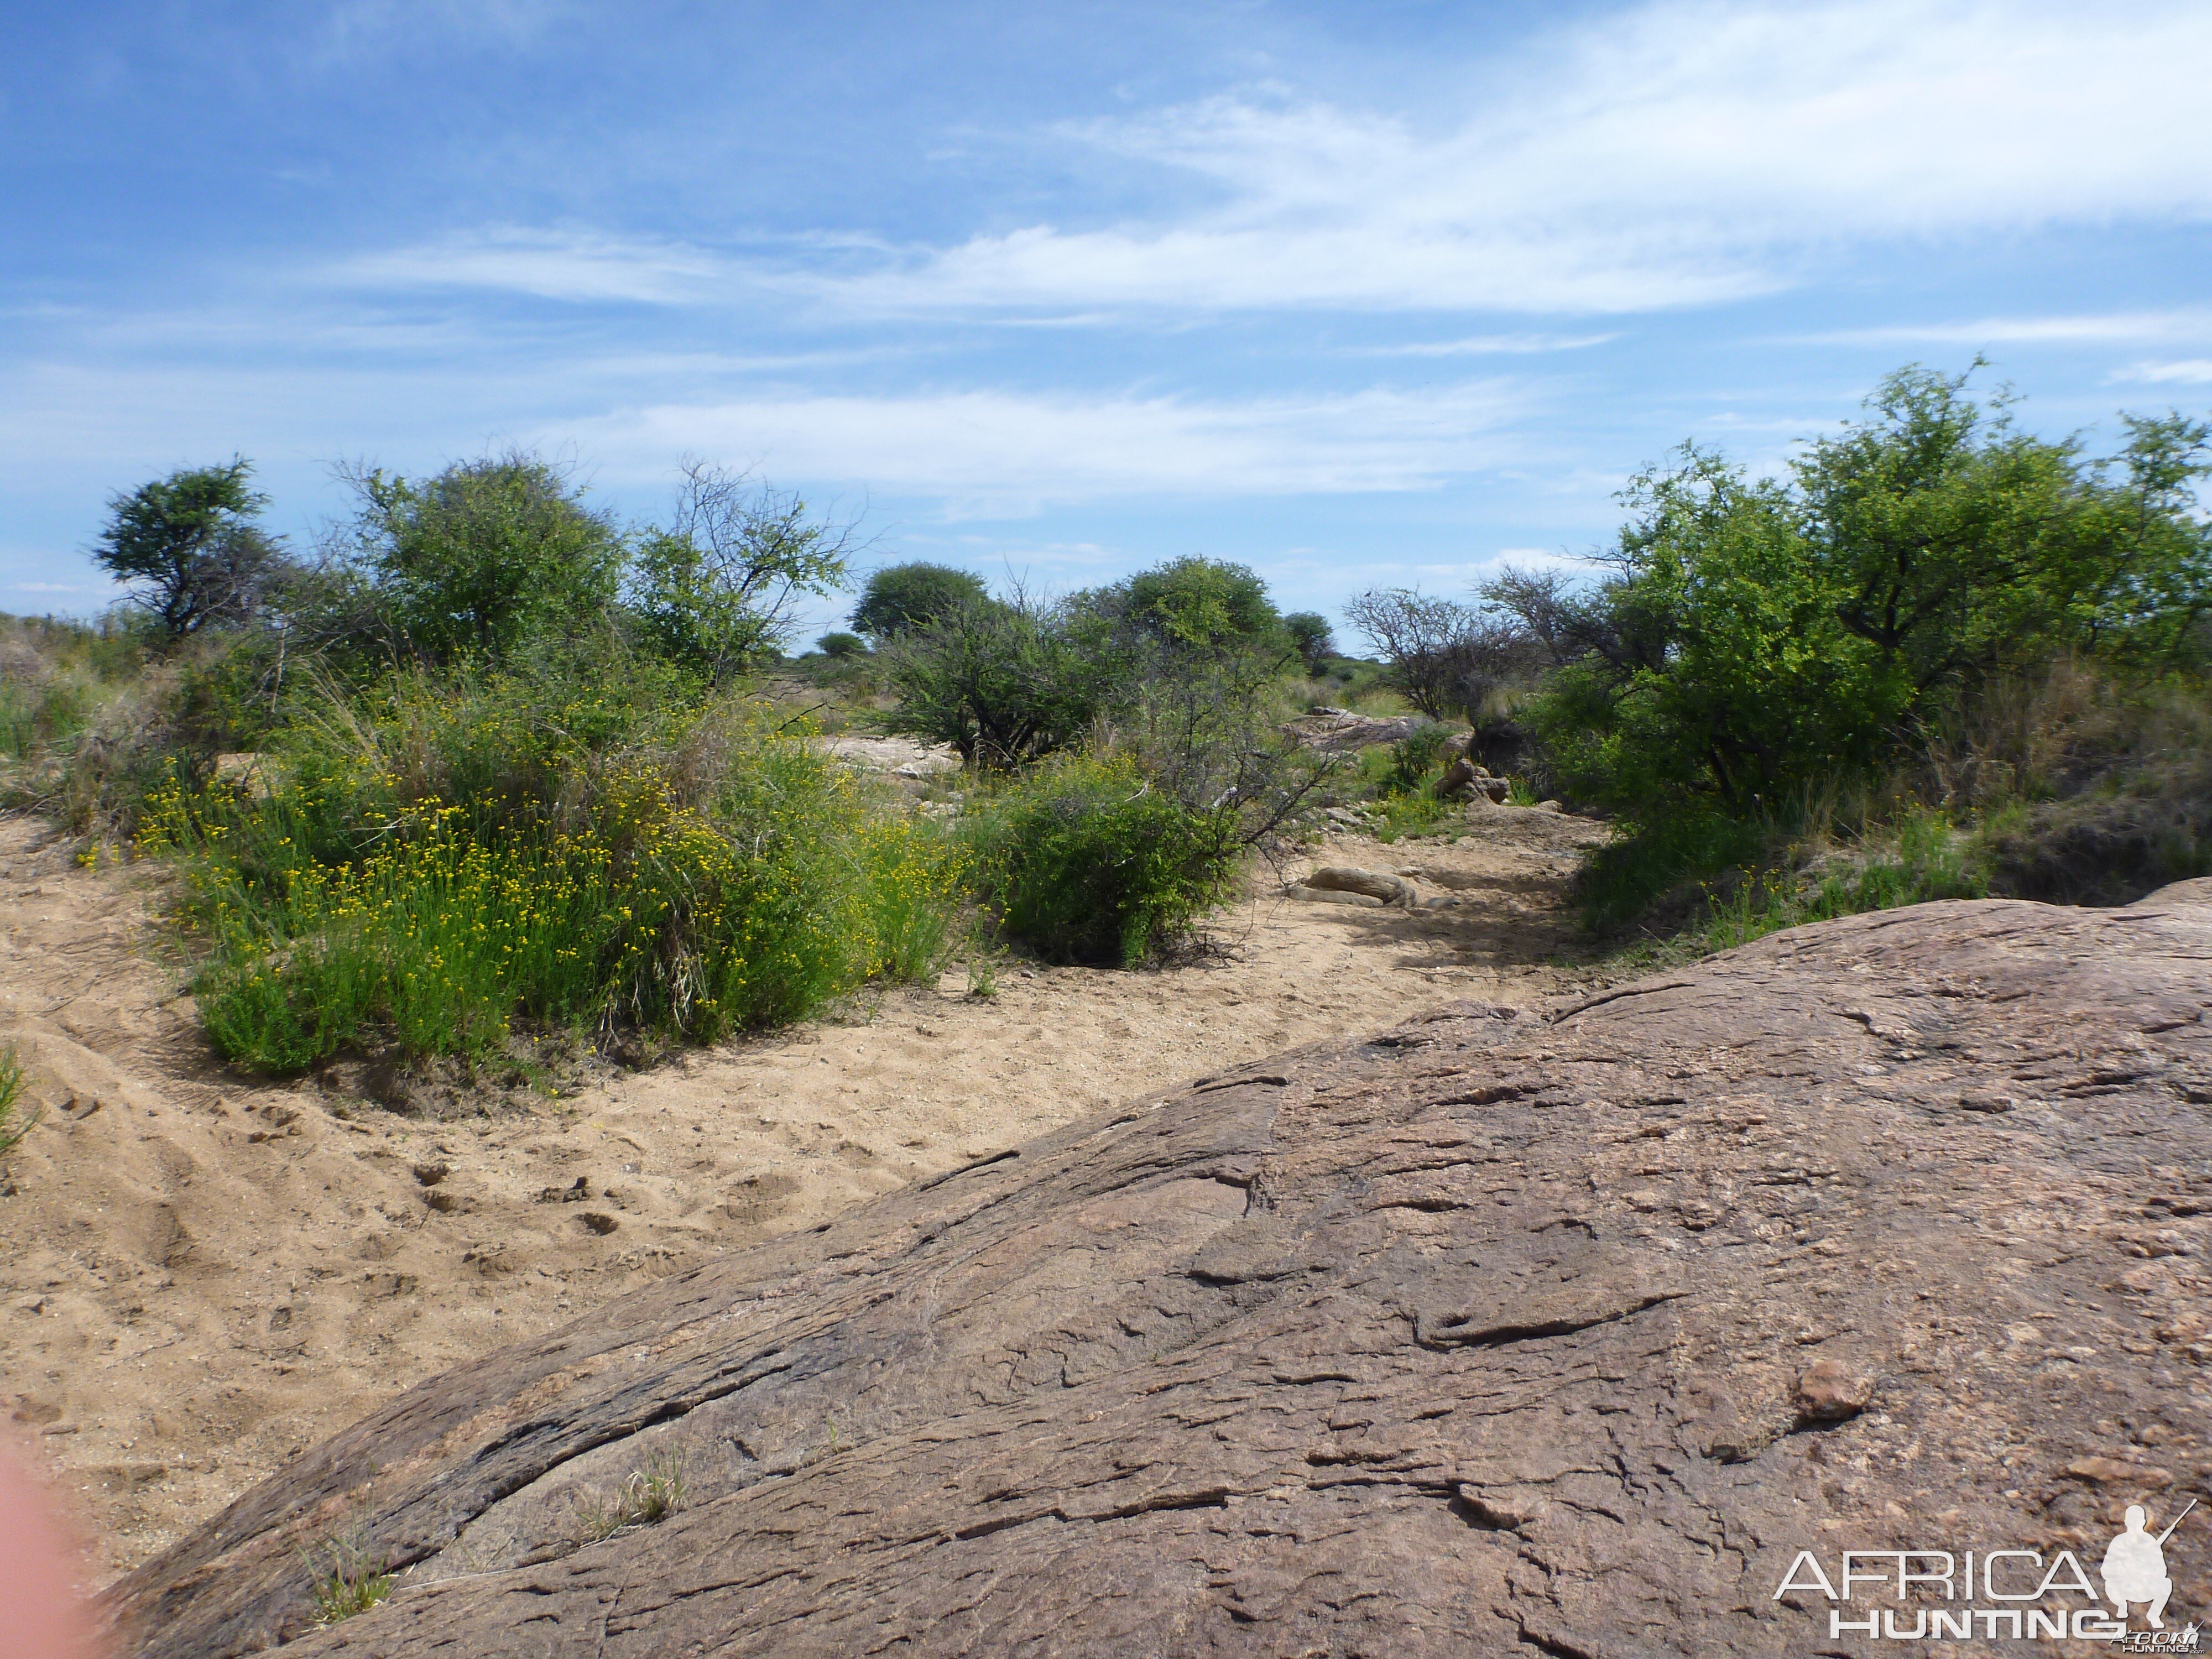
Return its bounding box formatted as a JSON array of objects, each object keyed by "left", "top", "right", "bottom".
[
  {"left": 1, "top": 362, "right": 2204, "bottom": 1083},
  {"left": 1351, "top": 366, "right": 2212, "bottom": 939}
]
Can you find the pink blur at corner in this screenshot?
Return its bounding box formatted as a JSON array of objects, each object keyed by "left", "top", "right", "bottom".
[{"left": 0, "top": 1433, "right": 107, "bottom": 1659}]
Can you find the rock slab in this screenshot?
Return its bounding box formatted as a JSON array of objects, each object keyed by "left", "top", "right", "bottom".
[{"left": 107, "top": 891, "right": 2212, "bottom": 1655}]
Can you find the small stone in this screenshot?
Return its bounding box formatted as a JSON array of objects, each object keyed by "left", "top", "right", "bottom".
[
  {"left": 1794, "top": 1358, "right": 1875, "bottom": 1422},
  {"left": 414, "top": 1162, "right": 450, "bottom": 1186},
  {"left": 2064, "top": 1455, "right": 2174, "bottom": 1488}
]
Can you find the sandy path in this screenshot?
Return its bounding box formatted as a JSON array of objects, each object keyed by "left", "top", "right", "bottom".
[{"left": 0, "top": 807, "right": 1605, "bottom": 1580}]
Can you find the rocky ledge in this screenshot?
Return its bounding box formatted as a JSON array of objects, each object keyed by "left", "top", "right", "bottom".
[{"left": 108, "top": 887, "right": 2212, "bottom": 1656}]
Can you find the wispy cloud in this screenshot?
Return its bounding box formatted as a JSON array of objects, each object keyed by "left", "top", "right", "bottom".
[
  {"left": 555, "top": 381, "right": 1531, "bottom": 514},
  {"left": 1786, "top": 310, "right": 2212, "bottom": 348},
  {"left": 2110, "top": 358, "right": 2212, "bottom": 386},
  {"left": 311, "top": 3, "right": 2212, "bottom": 322},
  {"left": 333, "top": 227, "right": 726, "bottom": 305},
  {"left": 1349, "top": 333, "right": 1619, "bottom": 358},
  {"left": 797, "top": 1, "right": 2212, "bottom": 316}
]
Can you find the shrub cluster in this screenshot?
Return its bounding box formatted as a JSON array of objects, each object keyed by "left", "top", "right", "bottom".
[
  {"left": 143, "top": 676, "right": 961, "bottom": 1072},
  {"left": 959, "top": 754, "right": 1243, "bottom": 965}
]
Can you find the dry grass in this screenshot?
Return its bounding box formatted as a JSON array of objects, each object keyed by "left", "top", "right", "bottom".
[{"left": 574, "top": 1449, "right": 686, "bottom": 1542}]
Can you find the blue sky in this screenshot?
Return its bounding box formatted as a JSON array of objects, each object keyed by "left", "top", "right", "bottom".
[{"left": 5, "top": 0, "right": 2210, "bottom": 644}]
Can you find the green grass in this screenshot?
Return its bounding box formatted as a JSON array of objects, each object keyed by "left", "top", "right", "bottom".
[
  {"left": 1341, "top": 727, "right": 1468, "bottom": 843},
  {"left": 1699, "top": 810, "right": 1987, "bottom": 952},
  {"left": 301, "top": 1536, "right": 393, "bottom": 1627},
  {"left": 0, "top": 1046, "right": 38, "bottom": 1161},
  {"left": 0, "top": 678, "right": 93, "bottom": 759}
]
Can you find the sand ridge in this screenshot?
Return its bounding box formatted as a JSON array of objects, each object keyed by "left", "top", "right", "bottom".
[{"left": 0, "top": 807, "right": 1604, "bottom": 1580}]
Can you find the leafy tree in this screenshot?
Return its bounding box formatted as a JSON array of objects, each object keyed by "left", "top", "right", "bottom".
[
  {"left": 1507, "top": 366, "right": 2212, "bottom": 820},
  {"left": 880, "top": 594, "right": 1109, "bottom": 765},
  {"left": 849, "top": 562, "right": 990, "bottom": 640},
  {"left": 93, "top": 458, "right": 289, "bottom": 640},
  {"left": 337, "top": 452, "right": 626, "bottom": 663},
  {"left": 634, "top": 462, "right": 857, "bottom": 682},
  {"left": 1284, "top": 612, "right": 1336, "bottom": 672},
  {"left": 816, "top": 631, "right": 867, "bottom": 658},
  {"left": 1794, "top": 368, "right": 2212, "bottom": 691},
  {"left": 1112, "top": 557, "right": 1284, "bottom": 653}
]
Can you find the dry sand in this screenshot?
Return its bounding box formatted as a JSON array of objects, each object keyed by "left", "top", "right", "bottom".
[{"left": 0, "top": 805, "right": 1605, "bottom": 1581}]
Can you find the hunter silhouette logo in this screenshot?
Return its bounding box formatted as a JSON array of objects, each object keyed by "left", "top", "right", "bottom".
[
  {"left": 1772, "top": 1494, "right": 2201, "bottom": 1645},
  {"left": 2105, "top": 1500, "right": 2194, "bottom": 1632}
]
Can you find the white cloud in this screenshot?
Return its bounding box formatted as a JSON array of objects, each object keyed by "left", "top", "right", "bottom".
[
  {"left": 12, "top": 581, "right": 96, "bottom": 594},
  {"left": 335, "top": 227, "right": 724, "bottom": 305},
  {"left": 2110, "top": 358, "right": 2212, "bottom": 385},
  {"left": 1350, "top": 334, "right": 1618, "bottom": 357},
  {"left": 806, "top": 1, "right": 2212, "bottom": 316},
  {"left": 555, "top": 382, "right": 1530, "bottom": 514},
  {"left": 1787, "top": 311, "right": 2212, "bottom": 347},
  {"left": 315, "top": 3, "right": 2212, "bottom": 322}
]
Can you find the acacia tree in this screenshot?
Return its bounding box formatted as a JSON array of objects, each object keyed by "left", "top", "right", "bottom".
[
  {"left": 1283, "top": 612, "right": 1336, "bottom": 672},
  {"left": 335, "top": 451, "right": 627, "bottom": 663},
  {"left": 93, "top": 458, "right": 289, "bottom": 640},
  {"left": 1344, "top": 587, "right": 1535, "bottom": 722},
  {"left": 633, "top": 461, "right": 859, "bottom": 682}
]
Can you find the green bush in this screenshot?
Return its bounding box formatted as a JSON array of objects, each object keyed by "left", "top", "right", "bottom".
[
  {"left": 1500, "top": 366, "right": 2212, "bottom": 935},
  {"left": 1284, "top": 612, "right": 1335, "bottom": 672},
  {"left": 1573, "top": 807, "right": 1771, "bottom": 933},
  {"left": 1516, "top": 370, "right": 2212, "bottom": 823},
  {"left": 962, "top": 753, "right": 1241, "bottom": 964},
  {"left": 882, "top": 596, "right": 1112, "bottom": 765},
  {"left": 332, "top": 453, "right": 628, "bottom": 665},
  {"left": 1379, "top": 725, "right": 1456, "bottom": 796},
  {"left": 1702, "top": 810, "right": 1987, "bottom": 952},
  {"left": 630, "top": 464, "right": 855, "bottom": 683},
  {"left": 144, "top": 685, "right": 962, "bottom": 1073}
]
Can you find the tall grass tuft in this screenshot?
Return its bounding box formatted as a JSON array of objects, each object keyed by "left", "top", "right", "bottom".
[{"left": 0, "top": 1045, "right": 38, "bottom": 1162}]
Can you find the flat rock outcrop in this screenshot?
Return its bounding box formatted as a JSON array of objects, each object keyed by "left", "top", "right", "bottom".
[{"left": 108, "top": 891, "right": 2212, "bottom": 1655}]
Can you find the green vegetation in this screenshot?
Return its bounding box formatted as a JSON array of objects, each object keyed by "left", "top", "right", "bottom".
[
  {"left": 0, "top": 1044, "right": 37, "bottom": 1162},
  {"left": 23, "top": 358, "right": 2193, "bottom": 1086},
  {"left": 1284, "top": 612, "right": 1335, "bottom": 673},
  {"left": 301, "top": 1535, "right": 392, "bottom": 1627},
  {"left": 142, "top": 676, "right": 959, "bottom": 1073},
  {"left": 14, "top": 449, "right": 961, "bottom": 1082},
  {"left": 630, "top": 463, "right": 857, "bottom": 685},
  {"left": 1447, "top": 366, "right": 2212, "bottom": 936},
  {"left": 18, "top": 448, "right": 1354, "bottom": 1080},
  {"left": 93, "top": 458, "right": 293, "bottom": 641},
  {"left": 576, "top": 1449, "right": 686, "bottom": 1541},
  {"left": 961, "top": 753, "right": 1244, "bottom": 964},
  {"left": 849, "top": 561, "right": 992, "bottom": 640}
]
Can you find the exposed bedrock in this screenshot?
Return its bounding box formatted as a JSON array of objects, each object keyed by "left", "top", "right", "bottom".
[{"left": 109, "top": 889, "right": 2212, "bottom": 1656}]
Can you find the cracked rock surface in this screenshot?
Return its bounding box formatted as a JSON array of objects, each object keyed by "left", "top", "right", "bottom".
[{"left": 107, "top": 891, "right": 2212, "bottom": 1656}]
